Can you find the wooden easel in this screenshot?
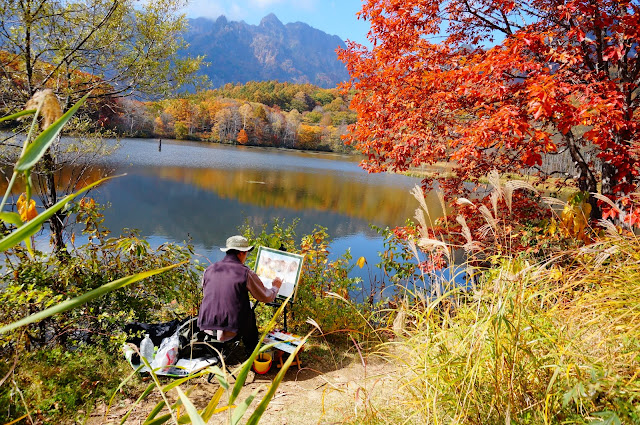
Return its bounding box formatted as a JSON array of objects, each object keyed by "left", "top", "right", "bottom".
[
  {"left": 260, "top": 296, "right": 302, "bottom": 369},
  {"left": 274, "top": 349, "right": 302, "bottom": 369},
  {"left": 265, "top": 299, "right": 291, "bottom": 332}
]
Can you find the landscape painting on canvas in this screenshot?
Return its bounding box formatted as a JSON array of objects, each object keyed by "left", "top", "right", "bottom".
[{"left": 254, "top": 246, "right": 304, "bottom": 301}]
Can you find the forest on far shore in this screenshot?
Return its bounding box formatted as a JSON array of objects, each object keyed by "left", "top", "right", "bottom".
[{"left": 111, "top": 81, "right": 358, "bottom": 153}]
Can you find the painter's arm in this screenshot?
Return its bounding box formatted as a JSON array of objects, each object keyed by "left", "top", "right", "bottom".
[{"left": 247, "top": 271, "right": 282, "bottom": 303}]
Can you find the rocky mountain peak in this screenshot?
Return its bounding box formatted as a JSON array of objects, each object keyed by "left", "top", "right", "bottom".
[
  {"left": 259, "top": 13, "right": 284, "bottom": 29},
  {"left": 182, "top": 14, "right": 349, "bottom": 88},
  {"left": 215, "top": 15, "right": 228, "bottom": 26}
]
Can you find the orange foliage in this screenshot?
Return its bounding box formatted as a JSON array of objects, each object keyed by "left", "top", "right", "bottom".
[
  {"left": 135, "top": 82, "right": 356, "bottom": 152},
  {"left": 237, "top": 128, "right": 249, "bottom": 144},
  {"left": 339, "top": 0, "right": 640, "bottom": 222}
]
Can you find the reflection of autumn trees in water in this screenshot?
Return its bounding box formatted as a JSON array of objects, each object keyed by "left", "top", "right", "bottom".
[
  {"left": 0, "top": 164, "right": 442, "bottom": 228},
  {"left": 151, "top": 167, "right": 441, "bottom": 226},
  {"left": 0, "top": 165, "right": 108, "bottom": 197}
]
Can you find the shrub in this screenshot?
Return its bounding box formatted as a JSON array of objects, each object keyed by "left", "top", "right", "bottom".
[
  {"left": 241, "top": 220, "right": 366, "bottom": 336},
  {"left": 343, "top": 175, "right": 640, "bottom": 424},
  {"left": 0, "top": 199, "right": 201, "bottom": 353},
  {"left": 0, "top": 345, "right": 142, "bottom": 424}
]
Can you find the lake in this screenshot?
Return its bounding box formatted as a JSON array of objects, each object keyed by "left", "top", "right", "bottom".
[
  {"left": 7, "top": 137, "right": 449, "bottom": 290},
  {"left": 96, "top": 138, "right": 432, "bottom": 261}
]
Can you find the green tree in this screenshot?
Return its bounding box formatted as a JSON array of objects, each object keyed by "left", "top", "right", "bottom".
[
  {"left": 0, "top": 0, "right": 203, "bottom": 110},
  {"left": 324, "top": 97, "right": 345, "bottom": 112},
  {"left": 311, "top": 89, "right": 336, "bottom": 106},
  {"left": 174, "top": 121, "right": 188, "bottom": 139},
  {"left": 0, "top": 0, "right": 203, "bottom": 254},
  {"left": 304, "top": 111, "right": 323, "bottom": 124},
  {"left": 290, "top": 90, "right": 315, "bottom": 112}
]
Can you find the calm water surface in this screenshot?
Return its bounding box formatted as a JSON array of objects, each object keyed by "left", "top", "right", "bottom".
[
  {"left": 91, "top": 138, "right": 435, "bottom": 269},
  {"left": 4, "top": 136, "right": 449, "bottom": 291}
]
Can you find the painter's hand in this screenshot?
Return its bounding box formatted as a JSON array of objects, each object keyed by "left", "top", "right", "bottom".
[{"left": 272, "top": 277, "right": 283, "bottom": 290}]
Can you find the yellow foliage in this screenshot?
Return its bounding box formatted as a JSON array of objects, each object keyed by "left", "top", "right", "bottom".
[
  {"left": 297, "top": 124, "right": 322, "bottom": 149},
  {"left": 560, "top": 192, "right": 592, "bottom": 241},
  {"left": 17, "top": 193, "right": 37, "bottom": 222}
]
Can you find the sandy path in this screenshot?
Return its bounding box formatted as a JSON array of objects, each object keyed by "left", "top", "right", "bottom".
[{"left": 86, "top": 348, "right": 402, "bottom": 425}]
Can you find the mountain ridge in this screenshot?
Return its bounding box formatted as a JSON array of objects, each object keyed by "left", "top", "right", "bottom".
[{"left": 183, "top": 14, "right": 349, "bottom": 89}]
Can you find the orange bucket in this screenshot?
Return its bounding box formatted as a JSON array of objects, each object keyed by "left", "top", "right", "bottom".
[{"left": 253, "top": 353, "right": 272, "bottom": 374}]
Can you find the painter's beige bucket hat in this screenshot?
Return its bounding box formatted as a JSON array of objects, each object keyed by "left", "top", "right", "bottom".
[{"left": 220, "top": 235, "right": 254, "bottom": 252}]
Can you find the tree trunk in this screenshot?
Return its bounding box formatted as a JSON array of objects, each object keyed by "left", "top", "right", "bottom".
[
  {"left": 42, "top": 151, "right": 68, "bottom": 258},
  {"left": 24, "top": 0, "right": 34, "bottom": 96},
  {"left": 567, "top": 132, "right": 601, "bottom": 220},
  {"left": 601, "top": 162, "right": 617, "bottom": 198}
]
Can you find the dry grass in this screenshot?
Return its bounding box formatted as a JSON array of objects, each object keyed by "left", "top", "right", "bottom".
[
  {"left": 377, "top": 247, "right": 640, "bottom": 424},
  {"left": 351, "top": 174, "right": 640, "bottom": 424}
]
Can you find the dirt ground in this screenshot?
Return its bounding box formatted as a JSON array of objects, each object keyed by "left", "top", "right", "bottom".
[{"left": 85, "top": 344, "right": 403, "bottom": 425}]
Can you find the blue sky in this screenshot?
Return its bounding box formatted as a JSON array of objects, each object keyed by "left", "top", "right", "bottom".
[{"left": 183, "top": 0, "right": 371, "bottom": 47}]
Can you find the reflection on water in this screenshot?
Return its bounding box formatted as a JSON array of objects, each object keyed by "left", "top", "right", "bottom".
[
  {"left": 3, "top": 138, "right": 447, "bottom": 289},
  {"left": 141, "top": 166, "right": 419, "bottom": 225},
  {"left": 85, "top": 138, "right": 443, "bottom": 264}
]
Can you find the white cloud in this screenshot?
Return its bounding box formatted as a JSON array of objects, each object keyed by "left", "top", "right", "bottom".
[{"left": 225, "top": 2, "right": 246, "bottom": 20}]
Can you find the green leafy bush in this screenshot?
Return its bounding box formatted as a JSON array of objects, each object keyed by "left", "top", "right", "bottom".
[
  {"left": 242, "top": 220, "right": 366, "bottom": 336},
  {"left": 1, "top": 198, "right": 200, "bottom": 352},
  {"left": 0, "top": 345, "right": 142, "bottom": 424}
]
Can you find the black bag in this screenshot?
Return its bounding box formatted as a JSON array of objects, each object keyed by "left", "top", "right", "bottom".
[
  {"left": 124, "top": 316, "right": 227, "bottom": 363},
  {"left": 124, "top": 318, "right": 184, "bottom": 347},
  {"left": 175, "top": 317, "right": 226, "bottom": 359}
]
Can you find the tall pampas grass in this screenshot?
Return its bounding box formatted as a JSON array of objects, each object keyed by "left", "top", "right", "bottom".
[{"left": 345, "top": 172, "right": 640, "bottom": 424}]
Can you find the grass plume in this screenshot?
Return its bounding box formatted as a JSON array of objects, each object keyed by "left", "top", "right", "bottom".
[{"left": 350, "top": 174, "right": 640, "bottom": 424}]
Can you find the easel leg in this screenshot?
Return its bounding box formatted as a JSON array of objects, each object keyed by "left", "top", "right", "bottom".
[
  {"left": 283, "top": 304, "right": 288, "bottom": 332},
  {"left": 275, "top": 351, "right": 302, "bottom": 369}
]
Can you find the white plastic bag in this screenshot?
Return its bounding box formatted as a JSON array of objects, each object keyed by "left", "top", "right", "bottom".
[{"left": 151, "top": 334, "right": 179, "bottom": 371}]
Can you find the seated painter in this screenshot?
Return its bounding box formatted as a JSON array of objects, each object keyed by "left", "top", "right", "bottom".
[{"left": 197, "top": 235, "right": 283, "bottom": 356}]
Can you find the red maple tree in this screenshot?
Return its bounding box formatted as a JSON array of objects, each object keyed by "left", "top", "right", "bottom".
[{"left": 339, "top": 0, "right": 640, "bottom": 219}]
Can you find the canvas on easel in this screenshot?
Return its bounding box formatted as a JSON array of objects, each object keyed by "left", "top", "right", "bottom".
[{"left": 254, "top": 246, "right": 304, "bottom": 302}]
